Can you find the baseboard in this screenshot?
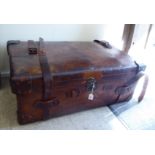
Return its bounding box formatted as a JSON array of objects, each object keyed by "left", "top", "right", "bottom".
[{"left": 0, "top": 71, "right": 10, "bottom": 78}]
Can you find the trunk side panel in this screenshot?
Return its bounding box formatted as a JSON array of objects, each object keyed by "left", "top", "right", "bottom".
[{"left": 17, "top": 70, "right": 136, "bottom": 124}]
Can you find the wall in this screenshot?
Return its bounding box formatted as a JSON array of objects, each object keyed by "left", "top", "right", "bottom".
[
  {"left": 128, "top": 24, "right": 150, "bottom": 61},
  {"left": 0, "top": 24, "right": 124, "bottom": 73}
]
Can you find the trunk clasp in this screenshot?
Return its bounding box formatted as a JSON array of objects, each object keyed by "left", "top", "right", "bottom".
[{"left": 87, "top": 77, "right": 96, "bottom": 101}]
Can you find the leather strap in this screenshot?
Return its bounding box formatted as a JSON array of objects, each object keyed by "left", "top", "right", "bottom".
[
  {"left": 137, "top": 72, "right": 149, "bottom": 102},
  {"left": 38, "top": 38, "right": 52, "bottom": 100},
  {"left": 28, "top": 38, "right": 52, "bottom": 101},
  {"left": 116, "top": 71, "right": 149, "bottom": 103}
]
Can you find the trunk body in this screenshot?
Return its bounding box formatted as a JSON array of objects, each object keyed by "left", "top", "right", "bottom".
[{"left": 7, "top": 40, "right": 145, "bottom": 124}]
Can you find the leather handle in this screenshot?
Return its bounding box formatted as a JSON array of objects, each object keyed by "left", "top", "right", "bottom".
[
  {"left": 115, "top": 71, "right": 149, "bottom": 103},
  {"left": 94, "top": 40, "right": 112, "bottom": 49},
  {"left": 126, "top": 71, "right": 149, "bottom": 102}
]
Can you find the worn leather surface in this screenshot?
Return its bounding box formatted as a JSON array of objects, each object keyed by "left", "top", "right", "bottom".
[
  {"left": 7, "top": 40, "right": 146, "bottom": 124},
  {"left": 8, "top": 41, "right": 137, "bottom": 76}
]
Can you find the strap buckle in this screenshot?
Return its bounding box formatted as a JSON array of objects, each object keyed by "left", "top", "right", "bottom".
[{"left": 28, "top": 40, "right": 38, "bottom": 54}]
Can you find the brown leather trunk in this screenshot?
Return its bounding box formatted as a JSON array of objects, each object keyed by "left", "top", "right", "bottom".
[{"left": 7, "top": 38, "right": 146, "bottom": 124}]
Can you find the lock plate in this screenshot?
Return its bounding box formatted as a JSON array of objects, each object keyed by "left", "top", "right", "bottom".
[
  {"left": 86, "top": 77, "right": 96, "bottom": 100},
  {"left": 86, "top": 77, "right": 96, "bottom": 91}
]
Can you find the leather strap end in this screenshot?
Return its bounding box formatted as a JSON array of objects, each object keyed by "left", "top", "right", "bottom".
[{"left": 138, "top": 74, "right": 149, "bottom": 102}]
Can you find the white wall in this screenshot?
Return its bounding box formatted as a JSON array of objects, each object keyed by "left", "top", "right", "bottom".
[
  {"left": 0, "top": 24, "right": 106, "bottom": 43},
  {"left": 0, "top": 24, "right": 124, "bottom": 72}
]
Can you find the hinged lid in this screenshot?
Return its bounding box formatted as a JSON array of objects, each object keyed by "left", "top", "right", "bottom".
[{"left": 7, "top": 39, "right": 138, "bottom": 79}]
